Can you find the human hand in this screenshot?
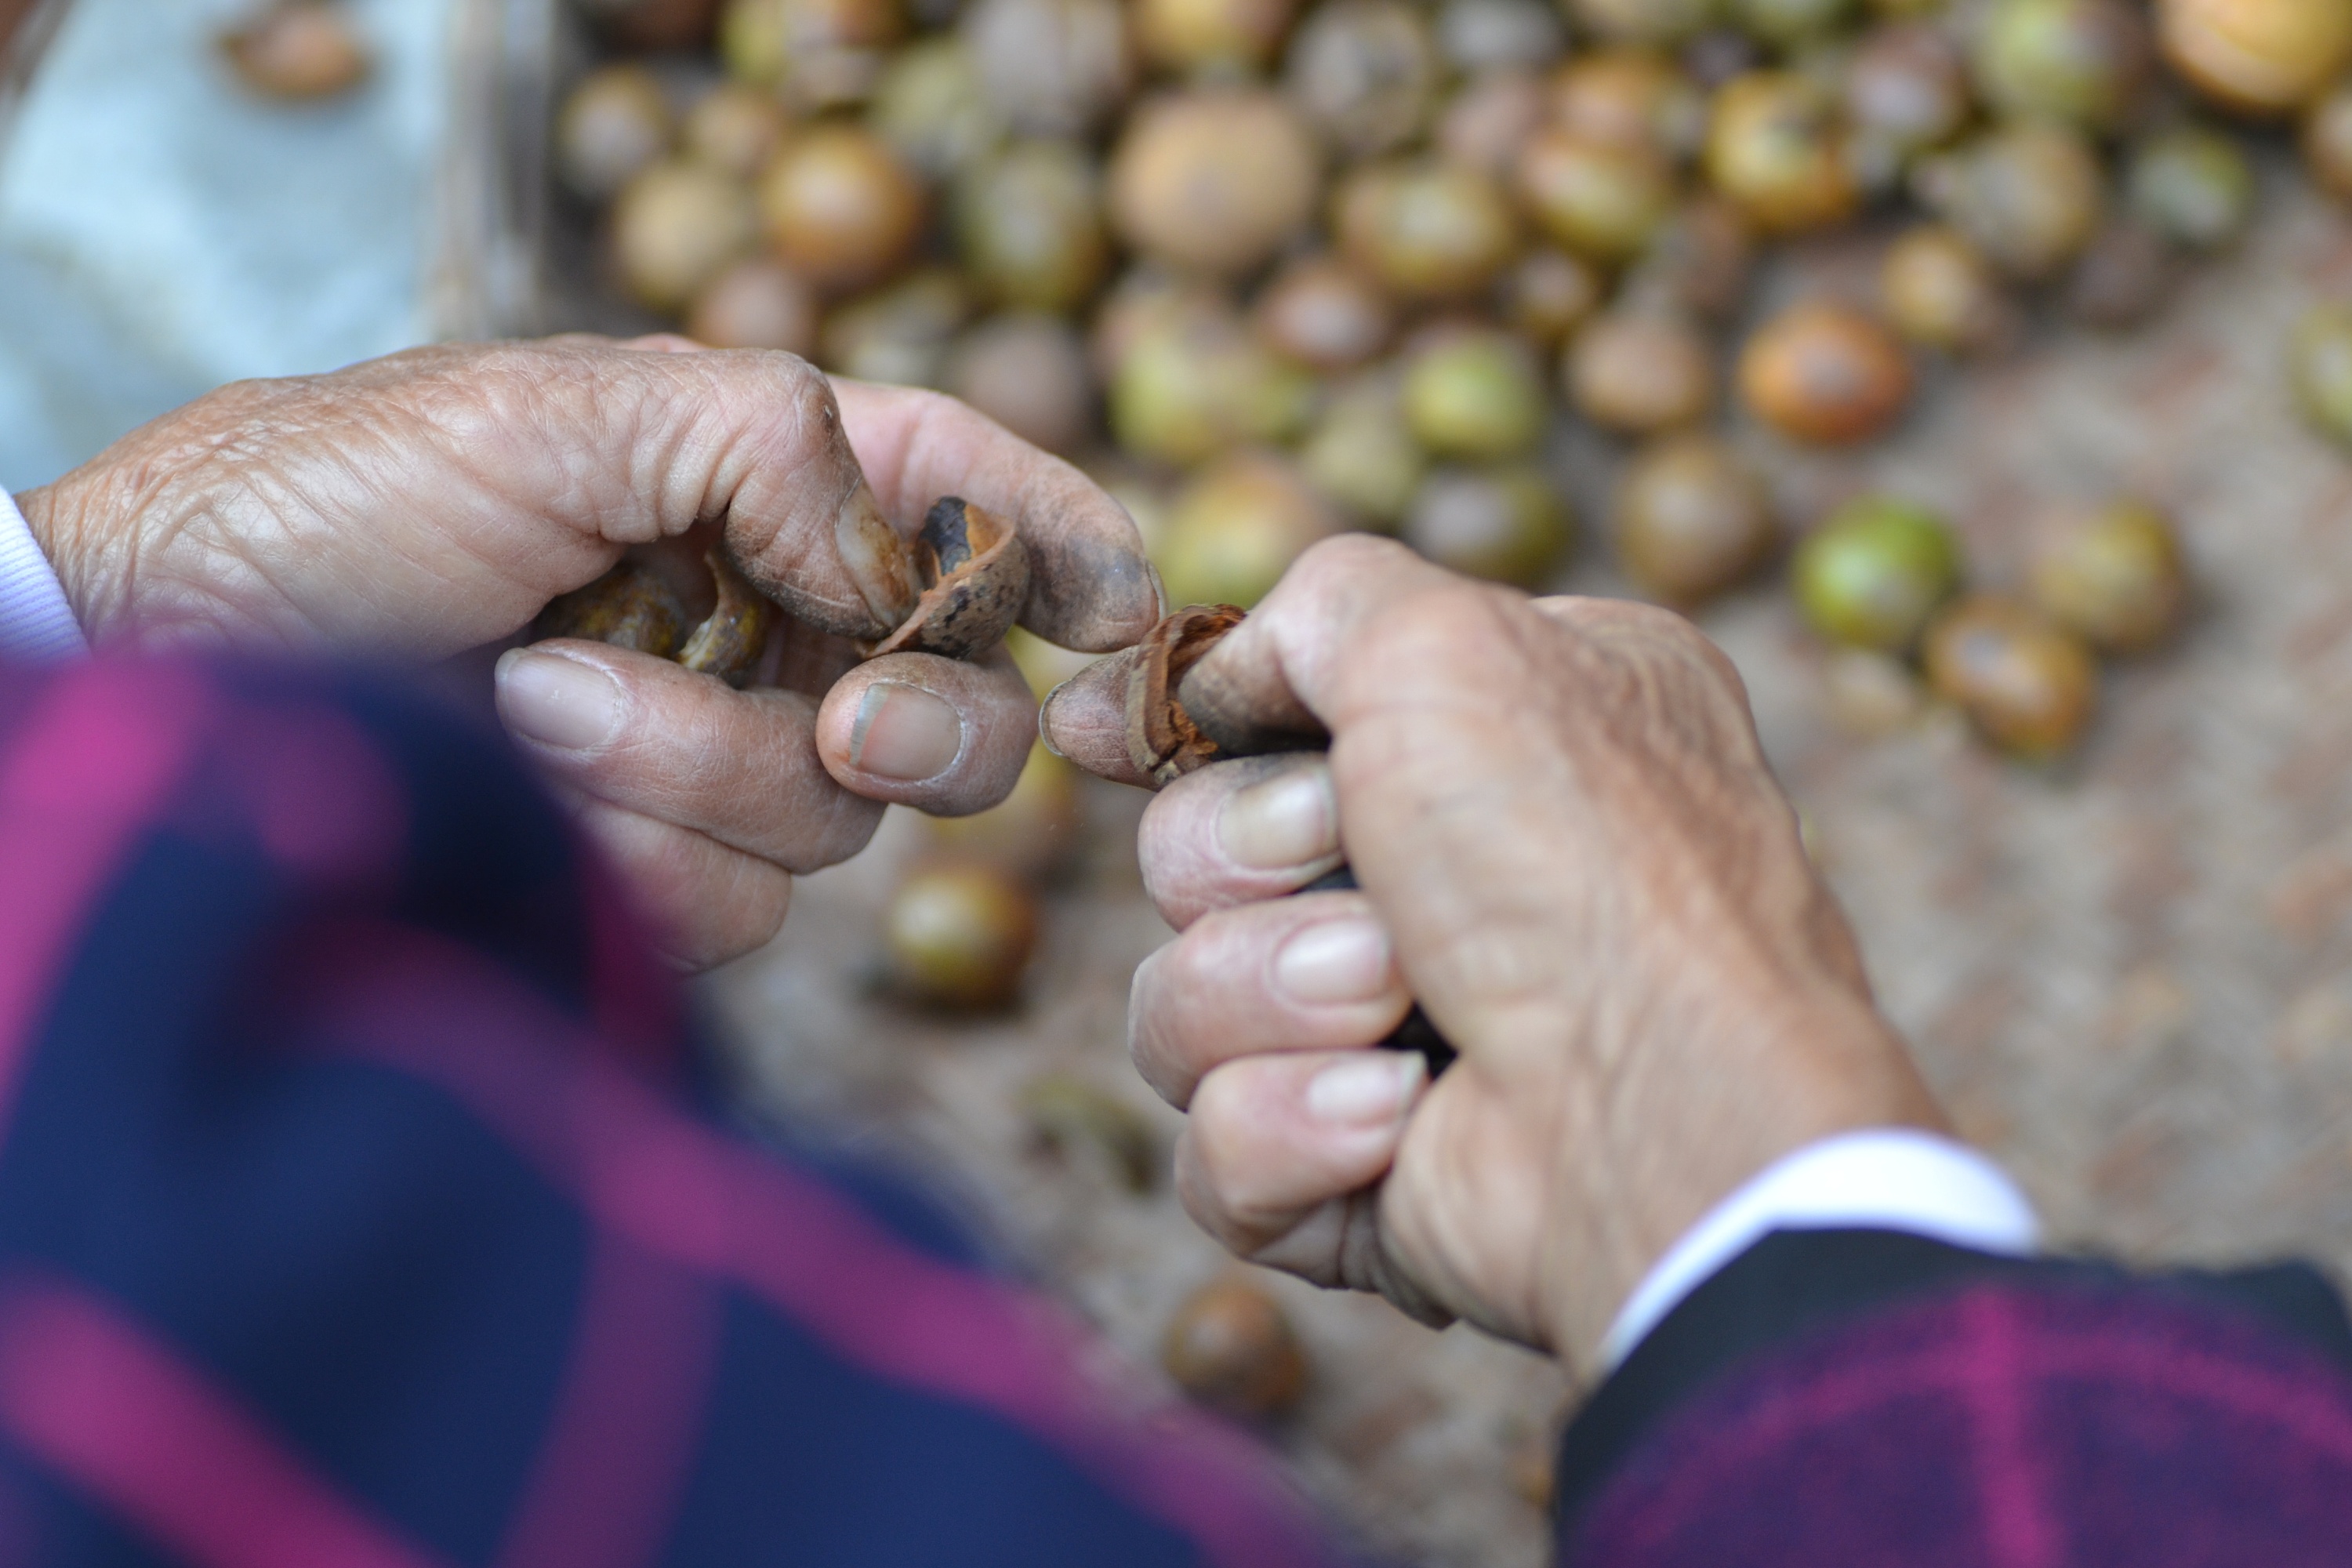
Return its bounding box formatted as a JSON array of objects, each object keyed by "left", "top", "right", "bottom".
[
  {"left": 16, "top": 338, "right": 1158, "bottom": 967},
  {"left": 1043, "top": 536, "right": 1944, "bottom": 1371}
]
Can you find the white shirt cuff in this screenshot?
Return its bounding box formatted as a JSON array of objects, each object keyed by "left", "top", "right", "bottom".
[
  {"left": 1600, "top": 1128, "right": 2040, "bottom": 1368},
  {"left": 0, "top": 489, "right": 86, "bottom": 662}
]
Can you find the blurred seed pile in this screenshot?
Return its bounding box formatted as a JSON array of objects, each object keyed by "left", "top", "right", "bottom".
[{"left": 554, "top": 0, "right": 2352, "bottom": 762}]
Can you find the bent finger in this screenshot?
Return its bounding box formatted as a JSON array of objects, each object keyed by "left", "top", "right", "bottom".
[
  {"left": 1177, "top": 1049, "right": 1426, "bottom": 1258},
  {"left": 567, "top": 797, "right": 795, "bottom": 971},
  {"left": 1129, "top": 891, "right": 1411, "bottom": 1109},
  {"left": 814, "top": 644, "right": 1039, "bottom": 815},
  {"left": 833, "top": 379, "right": 1161, "bottom": 653},
  {"left": 496, "top": 641, "right": 884, "bottom": 872},
  {"left": 1138, "top": 753, "right": 1345, "bottom": 930}
]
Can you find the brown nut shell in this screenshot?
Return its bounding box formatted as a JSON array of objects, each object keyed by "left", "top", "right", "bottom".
[
  {"left": 1127, "top": 604, "right": 1249, "bottom": 786},
  {"left": 864, "top": 498, "right": 1033, "bottom": 659}
]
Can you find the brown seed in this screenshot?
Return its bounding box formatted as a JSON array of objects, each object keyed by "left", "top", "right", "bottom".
[
  {"left": 1501, "top": 246, "right": 1607, "bottom": 345},
  {"left": 1285, "top": 0, "right": 1439, "bottom": 159},
  {"left": 2062, "top": 218, "right": 2178, "bottom": 330},
  {"left": 1923, "top": 595, "right": 2100, "bottom": 758},
  {"left": 1704, "top": 71, "right": 1858, "bottom": 234},
  {"left": 1621, "top": 196, "right": 1755, "bottom": 320},
  {"left": 1157, "top": 454, "right": 1339, "bottom": 609},
  {"left": 1403, "top": 464, "right": 1573, "bottom": 586},
  {"left": 1109, "top": 91, "right": 1322, "bottom": 278},
  {"left": 759, "top": 125, "right": 927, "bottom": 294},
  {"left": 1437, "top": 69, "right": 1552, "bottom": 178},
  {"left": 1912, "top": 122, "right": 2104, "bottom": 281},
  {"left": 961, "top": 0, "right": 1136, "bottom": 136},
  {"left": 945, "top": 314, "right": 1097, "bottom": 455},
  {"left": 2028, "top": 499, "right": 2187, "bottom": 654},
  {"left": 1254, "top": 256, "right": 1396, "bottom": 372},
  {"left": 688, "top": 257, "right": 820, "bottom": 353},
  {"left": 583, "top": 0, "right": 720, "bottom": 49},
  {"left": 220, "top": 3, "right": 372, "bottom": 101},
  {"left": 1548, "top": 49, "right": 1708, "bottom": 164},
  {"left": 682, "top": 83, "right": 791, "bottom": 180},
  {"left": 931, "top": 744, "right": 1086, "bottom": 880},
  {"left": 1612, "top": 433, "right": 1774, "bottom": 604},
  {"left": 1738, "top": 302, "right": 1914, "bottom": 446},
  {"left": 2305, "top": 84, "right": 2352, "bottom": 201},
  {"left": 1162, "top": 1277, "right": 1308, "bottom": 1419},
  {"left": 884, "top": 862, "right": 1041, "bottom": 1009},
  {"left": 1334, "top": 159, "right": 1522, "bottom": 300},
  {"left": 614, "top": 161, "right": 760, "bottom": 314},
  {"left": 1567, "top": 310, "right": 1715, "bottom": 436},
  {"left": 535, "top": 562, "right": 686, "bottom": 656},
  {"left": 557, "top": 66, "right": 674, "bottom": 202},
  {"left": 955, "top": 140, "right": 1111, "bottom": 313},
  {"left": 2158, "top": 0, "right": 2352, "bottom": 117},
  {"left": 1515, "top": 128, "right": 1679, "bottom": 266},
  {"left": 1137, "top": 0, "right": 1298, "bottom": 73},
  {"left": 1880, "top": 225, "right": 2018, "bottom": 357}
]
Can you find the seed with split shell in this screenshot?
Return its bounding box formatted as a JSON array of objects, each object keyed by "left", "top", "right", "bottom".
[
  {"left": 1162, "top": 1276, "right": 1308, "bottom": 1418},
  {"left": 1612, "top": 434, "right": 1775, "bottom": 605},
  {"left": 865, "top": 498, "right": 1033, "bottom": 659},
  {"left": 1738, "top": 303, "right": 1914, "bottom": 446},
  {"left": 2028, "top": 499, "right": 2187, "bottom": 654},
  {"left": 2158, "top": 0, "right": 2352, "bottom": 116},
  {"left": 220, "top": 3, "right": 373, "bottom": 101},
  {"left": 884, "top": 862, "right": 1041, "bottom": 1008},
  {"left": 1924, "top": 595, "right": 2100, "bottom": 758}
]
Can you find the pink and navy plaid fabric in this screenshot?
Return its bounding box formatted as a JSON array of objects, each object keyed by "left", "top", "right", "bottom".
[{"left": 0, "top": 654, "right": 1359, "bottom": 1568}]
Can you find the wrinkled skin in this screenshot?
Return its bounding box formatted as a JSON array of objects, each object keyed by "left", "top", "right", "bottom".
[
  {"left": 20, "top": 335, "right": 1160, "bottom": 968},
  {"left": 1046, "top": 537, "right": 1944, "bottom": 1371}
]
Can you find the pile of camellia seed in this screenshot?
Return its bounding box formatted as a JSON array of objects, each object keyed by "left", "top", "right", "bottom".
[{"left": 555, "top": 0, "right": 2352, "bottom": 767}]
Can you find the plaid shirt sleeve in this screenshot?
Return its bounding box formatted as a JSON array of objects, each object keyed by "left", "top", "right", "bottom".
[{"left": 0, "top": 652, "right": 1359, "bottom": 1568}]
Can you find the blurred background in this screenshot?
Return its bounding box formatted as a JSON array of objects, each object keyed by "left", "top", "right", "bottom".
[{"left": 13, "top": 0, "right": 2352, "bottom": 1561}]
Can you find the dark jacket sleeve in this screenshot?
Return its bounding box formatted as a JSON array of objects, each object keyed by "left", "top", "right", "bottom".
[
  {"left": 0, "top": 654, "right": 1352, "bottom": 1568},
  {"left": 1555, "top": 1227, "right": 2352, "bottom": 1566}
]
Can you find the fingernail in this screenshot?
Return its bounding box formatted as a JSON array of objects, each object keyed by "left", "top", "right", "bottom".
[
  {"left": 836, "top": 481, "right": 921, "bottom": 635},
  {"left": 497, "top": 649, "right": 624, "bottom": 751},
  {"left": 1274, "top": 918, "right": 1393, "bottom": 1006},
  {"left": 1306, "top": 1051, "right": 1425, "bottom": 1127},
  {"left": 1218, "top": 763, "right": 1339, "bottom": 870},
  {"left": 850, "top": 682, "right": 964, "bottom": 781}
]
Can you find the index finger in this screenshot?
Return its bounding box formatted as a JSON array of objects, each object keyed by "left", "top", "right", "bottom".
[{"left": 832, "top": 379, "right": 1162, "bottom": 654}]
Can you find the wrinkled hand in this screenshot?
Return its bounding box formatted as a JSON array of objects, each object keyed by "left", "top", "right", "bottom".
[
  {"left": 17, "top": 337, "right": 1159, "bottom": 967},
  {"left": 1044, "top": 536, "right": 1944, "bottom": 1372}
]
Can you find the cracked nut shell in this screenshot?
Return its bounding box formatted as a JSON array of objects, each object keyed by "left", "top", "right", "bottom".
[{"left": 865, "top": 497, "right": 1033, "bottom": 659}]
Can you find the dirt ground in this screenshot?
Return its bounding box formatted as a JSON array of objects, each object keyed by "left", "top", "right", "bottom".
[{"left": 689, "top": 169, "right": 2352, "bottom": 1567}]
